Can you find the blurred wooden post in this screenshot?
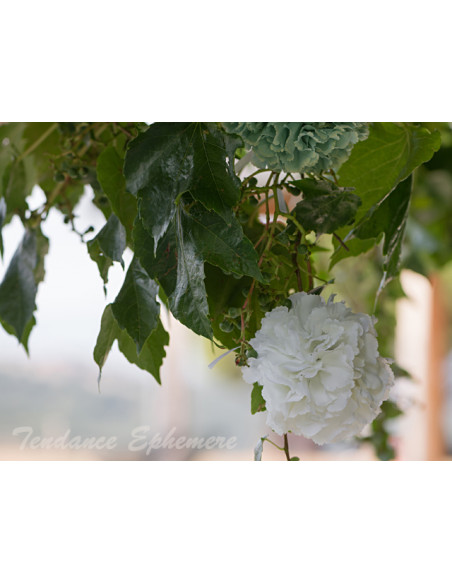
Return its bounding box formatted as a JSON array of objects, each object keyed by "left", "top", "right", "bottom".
[{"left": 427, "top": 274, "right": 447, "bottom": 460}]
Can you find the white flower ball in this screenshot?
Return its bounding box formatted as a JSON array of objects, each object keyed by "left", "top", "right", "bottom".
[{"left": 242, "top": 292, "right": 394, "bottom": 445}]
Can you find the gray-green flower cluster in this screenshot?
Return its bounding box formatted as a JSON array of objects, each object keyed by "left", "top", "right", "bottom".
[{"left": 222, "top": 122, "right": 369, "bottom": 174}]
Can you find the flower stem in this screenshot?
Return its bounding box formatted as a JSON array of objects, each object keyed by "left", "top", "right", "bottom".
[
  {"left": 292, "top": 233, "right": 303, "bottom": 292},
  {"left": 283, "top": 434, "right": 291, "bottom": 461}
]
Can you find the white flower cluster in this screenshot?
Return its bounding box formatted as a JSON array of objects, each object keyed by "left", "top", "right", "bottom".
[{"left": 242, "top": 292, "right": 394, "bottom": 445}]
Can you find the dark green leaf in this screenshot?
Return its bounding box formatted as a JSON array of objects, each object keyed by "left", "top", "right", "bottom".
[
  {"left": 112, "top": 256, "right": 160, "bottom": 352},
  {"left": 0, "top": 197, "right": 6, "bottom": 256},
  {"left": 135, "top": 209, "right": 213, "bottom": 340},
  {"left": 96, "top": 146, "right": 137, "bottom": 235},
  {"left": 291, "top": 180, "right": 361, "bottom": 234},
  {"left": 2, "top": 160, "right": 29, "bottom": 215},
  {"left": 204, "top": 263, "right": 251, "bottom": 348},
  {"left": 251, "top": 382, "right": 266, "bottom": 414},
  {"left": 87, "top": 214, "right": 127, "bottom": 286},
  {"left": 124, "top": 123, "right": 241, "bottom": 248},
  {"left": 94, "top": 304, "right": 169, "bottom": 384},
  {"left": 0, "top": 316, "right": 36, "bottom": 355},
  {"left": 117, "top": 319, "right": 169, "bottom": 384},
  {"left": 93, "top": 304, "right": 122, "bottom": 375},
  {"left": 380, "top": 399, "right": 403, "bottom": 419},
  {"left": 34, "top": 230, "right": 49, "bottom": 287},
  {"left": 124, "top": 122, "right": 195, "bottom": 246},
  {"left": 0, "top": 230, "right": 37, "bottom": 339},
  {"left": 290, "top": 178, "right": 344, "bottom": 197},
  {"left": 133, "top": 217, "right": 178, "bottom": 296},
  {"left": 355, "top": 176, "right": 413, "bottom": 282},
  {"left": 190, "top": 123, "right": 242, "bottom": 216},
  {"left": 338, "top": 123, "right": 441, "bottom": 221},
  {"left": 171, "top": 207, "right": 212, "bottom": 339},
  {"left": 0, "top": 124, "right": 31, "bottom": 217},
  {"left": 87, "top": 241, "right": 113, "bottom": 288},
  {"left": 182, "top": 203, "right": 262, "bottom": 280}
]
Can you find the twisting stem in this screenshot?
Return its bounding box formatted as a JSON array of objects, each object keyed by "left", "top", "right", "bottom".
[{"left": 263, "top": 438, "right": 285, "bottom": 451}]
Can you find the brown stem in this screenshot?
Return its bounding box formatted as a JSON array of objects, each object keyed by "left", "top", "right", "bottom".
[
  {"left": 333, "top": 232, "right": 349, "bottom": 252},
  {"left": 292, "top": 233, "right": 303, "bottom": 292},
  {"left": 283, "top": 434, "right": 291, "bottom": 461},
  {"left": 329, "top": 168, "right": 339, "bottom": 185}
]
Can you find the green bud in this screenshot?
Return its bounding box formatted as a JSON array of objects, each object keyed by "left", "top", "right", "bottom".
[
  {"left": 219, "top": 320, "right": 234, "bottom": 333},
  {"left": 258, "top": 293, "right": 270, "bottom": 306},
  {"left": 228, "top": 307, "right": 241, "bottom": 318}
]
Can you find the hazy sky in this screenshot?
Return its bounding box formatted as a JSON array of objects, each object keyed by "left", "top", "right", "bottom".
[{"left": 0, "top": 187, "right": 139, "bottom": 373}]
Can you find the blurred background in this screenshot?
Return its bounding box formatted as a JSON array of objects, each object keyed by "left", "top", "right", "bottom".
[{"left": 2, "top": 123, "right": 452, "bottom": 461}]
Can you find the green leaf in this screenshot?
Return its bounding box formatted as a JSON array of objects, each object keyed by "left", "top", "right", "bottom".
[
  {"left": 171, "top": 207, "right": 212, "bottom": 339},
  {"left": 34, "top": 229, "right": 49, "bottom": 287},
  {"left": 0, "top": 230, "right": 37, "bottom": 339},
  {"left": 112, "top": 256, "right": 160, "bottom": 353},
  {"left": 182, "top": 202, "right": 262, "bottom": 280},
  {"left": 290, "top": 178, "right": 346, "bottom": 197},
  {"left": 0, "top": 197, "right": 6, "bottom": 256},
  {"left": 93, "top": 304, "right": 122, "bottom": 375},
  {"left": 96, "top": 146, "right": 137, "bottom": 235},
  {"left": 95, "top": 215, "right": 127, "bottom": 266},
  {"left": 117, "top": 319, "right": 169, "bottom": 384},
  {"left": 133, "top": 217, "right": 178, "bottom": 296},
  {"left": 94, "top": 304, "right": 169, "bottom": 384},
  {"left": 134, "top": 211, "right": 213, "bottom": 340},
  {"left": 124, "top": 123, "right": 241, "bottom": 248},
  {"left": 0, "top": 315, "right": 36, "bottom": 355},
  {"left": 87, "top": 214, "right": 127, "bottom": 286},
  {"left": 204, "top": 263, "right": 251, "bottom": 348},
  {"left": 22, "top": 122, "right": 60, "bottom": 183},
  {"left": 2, "top": 160, "right": 29, "bottom": 215},
  {"left": 251, "top": 382, "right": 266, "bottom": 414},
  {"left": 355, "top": 176, "right": 413, "bottom": 282},
  {"left": 291, "top": 179, "right": 361, "bottom": 234},
  {"left": 124, "top": 122, "right": 195, "bottom": 246},
  {"left": 338, "top": 123, "right": 441, "bottom": 221},
  {"left": 0, "top": 123, "right": 31, "bottom": 217},
  {"left": 329, "top": 236, "right": 378, "bottom": 270},
  {"left": 189, "top": 123, "right": 242, "bottom": 216}
]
